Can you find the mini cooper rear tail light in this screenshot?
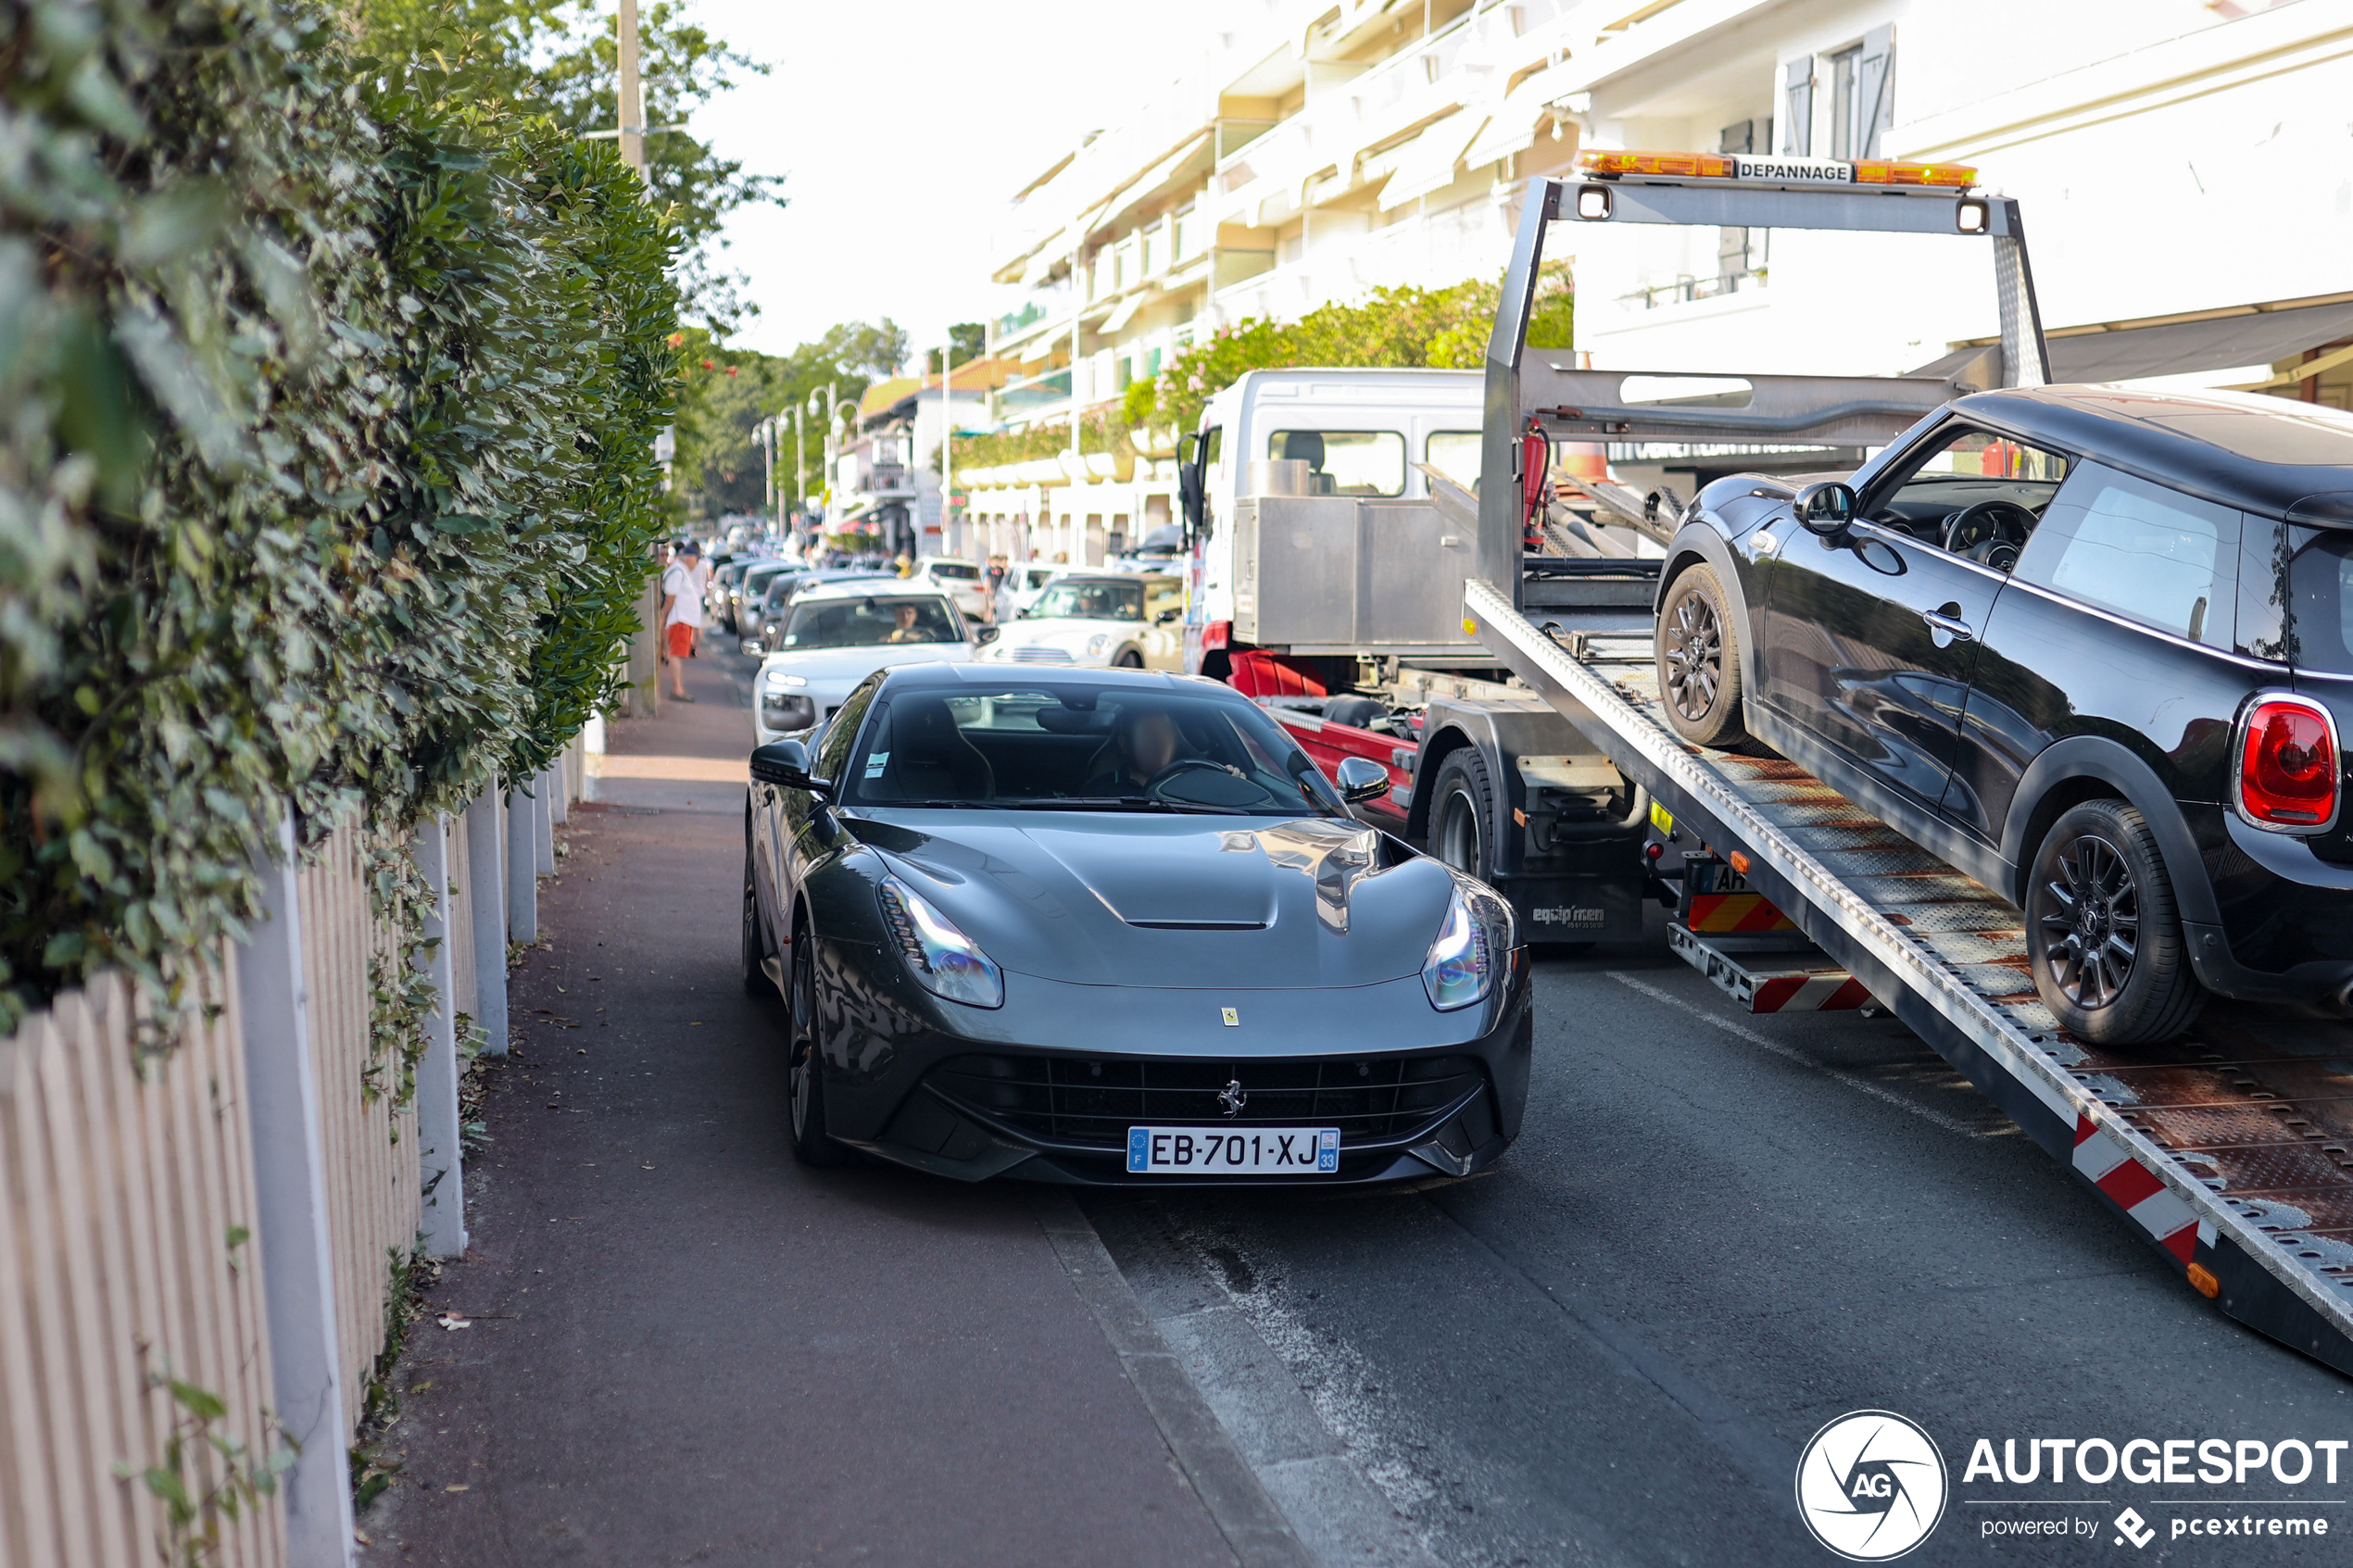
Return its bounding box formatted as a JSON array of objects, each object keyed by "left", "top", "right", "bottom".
[{"left": 2236, "top": 696, "right": 2341, "bottom": 832}]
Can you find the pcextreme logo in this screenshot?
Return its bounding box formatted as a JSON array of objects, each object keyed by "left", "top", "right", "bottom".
[{"left": 1797, "top": 1410, "right": 1951, "bottom": 1561}]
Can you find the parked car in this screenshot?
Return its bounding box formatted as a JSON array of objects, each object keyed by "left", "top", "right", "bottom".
[
  {"left": 741, "top": 567, "right": 895, "bottom": 646},
  {"left": 1655, "top": 385, "right": 2353, "bottom": 1044},
  {"left": 749, "top": 583, "right": 974, "bottom": 749},
  {"left": 975, "top": 572, "right": 1184, "bottom": 671},
  {"left": 912, "top": 556, "right": 990, "bottom": 621},
  {"left": 1000, "top": 562, "right": 1068, "bottom": 620},
  {"left": 741, "top": 665, "right": 1529, "bottom": 1181}
]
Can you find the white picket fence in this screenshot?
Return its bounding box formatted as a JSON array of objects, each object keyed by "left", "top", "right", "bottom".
[{"left": 0, "top": 749, "right": 581, "bottom": 1568}]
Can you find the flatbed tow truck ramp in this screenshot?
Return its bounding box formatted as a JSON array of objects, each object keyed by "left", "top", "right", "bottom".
[{"left": 1462, "top": 157, "right": 2353, "bottom": 1376}]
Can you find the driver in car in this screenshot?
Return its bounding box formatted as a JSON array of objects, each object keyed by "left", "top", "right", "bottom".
[
  {"left": 1110, "top": 709, "right": 1186, "bottom": 789},
  {"left": 884, "top": 603, "right": 936, "bottom": 644}
]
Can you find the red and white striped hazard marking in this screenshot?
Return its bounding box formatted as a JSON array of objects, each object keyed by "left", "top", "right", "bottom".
[
  {"left": 1751, "top": 974, "right": 1873, "bottom": 1012},
  {"left": 2073, "top": 1116, "right": 2211, "bottom": 1264}
]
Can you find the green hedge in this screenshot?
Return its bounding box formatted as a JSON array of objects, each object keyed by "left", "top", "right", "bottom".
[{"left": 0, "top": 1, "right": 678, "bottom": 1033}]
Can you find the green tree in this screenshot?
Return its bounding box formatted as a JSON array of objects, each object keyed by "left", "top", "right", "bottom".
[
  {"left": 1122, "top": 263, "right": 1571, "bottom": 433},
  {"left": 926, "top": 323, "right": 986, "bottom": 373},
  {"left": 668, "top": 320, "right": 913, "bottom": 524},
  {"left": 346, "top": 0, "right": 782, "bottom": 332}
]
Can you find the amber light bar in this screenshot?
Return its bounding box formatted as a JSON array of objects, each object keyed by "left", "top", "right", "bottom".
[{"left": 1577, "top": 148, "right": 1977, "bottom": 189}]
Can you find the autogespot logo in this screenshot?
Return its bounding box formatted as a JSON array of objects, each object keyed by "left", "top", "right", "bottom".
[{"left": 1797, "top": 1410, "right": 1951, "bottom": 1561}]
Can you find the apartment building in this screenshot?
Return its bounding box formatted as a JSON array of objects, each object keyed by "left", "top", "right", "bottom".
[
  {"left": 965, "top": 0, "right": 2353, "bottom": 561},
  {"left": 963, "top": 0, "right": 1596, "bottom": 565}
]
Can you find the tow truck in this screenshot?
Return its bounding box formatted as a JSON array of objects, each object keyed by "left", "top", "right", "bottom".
[{"left": 1176, "top": 150, "right": 2353, "bottom": 1375}]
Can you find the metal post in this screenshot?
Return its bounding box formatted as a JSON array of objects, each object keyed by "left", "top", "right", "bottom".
[
  {"left": 1992, "top": 200, "right": 2052, "bottom": 389},
  {"left": 535, "top": 768, "right": 556, "bottom": 874},
  {"left": 549, "top": 752, "right": 571, "bottom": 826},
  {"left": 465, "top": 788, "right": 510, "bottom": 1058},
  {"left": 237, "top": 809, "right": 358, "bottom": 1568},
  {"left": 1478, "top": 178, "right": 1560, "bottom": 614},
  {"left": 412, "top": 817, "right": 467, "bottom": 1261},
  {"left": 507, "top": 782, "right": 538, "bottom": 945},
  {"left": 794, "top": 405, "right": 806, "bottom": 521}
]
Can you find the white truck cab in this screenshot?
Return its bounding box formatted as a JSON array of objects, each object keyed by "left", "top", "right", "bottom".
[{"left": 1181, "top": 368, "right": 1481, "bottom": 661}]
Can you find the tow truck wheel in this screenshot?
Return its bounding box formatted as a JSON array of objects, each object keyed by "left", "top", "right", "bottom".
[
  {"left": 1429, "top": 749, "right": 1499, "bottom": 884},
  {"left": 1656, "top": 564, "right": 1754, "bottom": 750},
  {"left": 2025, "top": 799, "right": 2207, "bottom": 1045}
]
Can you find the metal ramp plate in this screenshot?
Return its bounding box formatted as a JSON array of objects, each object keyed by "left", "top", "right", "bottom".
[
  {"left": 1668, "top": 925, "right": 1873, "bottom": 1013},
  {"left": 1467, "top": 578, "right": 2353, "bottom": 1375}
]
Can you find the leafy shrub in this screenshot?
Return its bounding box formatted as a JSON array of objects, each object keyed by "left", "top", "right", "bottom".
[{"left": 0, "top": 1, "right": 678, "bottom": 1032}]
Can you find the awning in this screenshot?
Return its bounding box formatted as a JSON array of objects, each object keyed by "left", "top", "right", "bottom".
[
  {"left": 1378, "top": 111, "right": 1490, "bottom": 210},
  {"left": 1911, "top": 299, "right": 2353, "bottom": 385},
  {"left": 1460, "top": 62, "right": 1576, "bottom": 169},
  {"left": 1099, "top": 293, "right": 1146, "bottom": 334},
  {"left": 1097, "top": 132, "right": 1214, "bottom": 231}
]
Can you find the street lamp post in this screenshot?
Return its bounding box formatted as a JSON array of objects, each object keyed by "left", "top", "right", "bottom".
[{"left": 938, "top": 340, "right": 954, "bottom": 558}]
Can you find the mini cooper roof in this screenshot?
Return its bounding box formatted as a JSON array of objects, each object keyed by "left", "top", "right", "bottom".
[{"left": 1933, "top": 385, "right": 2353, "bottom": 527}]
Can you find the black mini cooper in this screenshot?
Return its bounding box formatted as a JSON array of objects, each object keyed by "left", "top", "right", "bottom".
[{"left": 1654, "top": 386, "right": 2352, "bottom": 1045}]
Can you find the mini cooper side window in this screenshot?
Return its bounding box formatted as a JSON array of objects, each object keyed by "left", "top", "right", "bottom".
[
  {"left": 2015, "top": 463, "right": 2239, "bottom": 648},
  {"left": 1863, "top": 424, "right": 2070, "bottom": 548},
  {"left": 2285, "top": 525, "right": 2353, "bottom": 674}
]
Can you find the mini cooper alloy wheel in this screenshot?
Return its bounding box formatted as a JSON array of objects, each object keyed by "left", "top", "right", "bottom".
[{"left": 2038, "top": 831, "right": 2140, "bottom": 1010}]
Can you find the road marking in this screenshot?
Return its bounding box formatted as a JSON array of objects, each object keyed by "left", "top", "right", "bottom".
[{"left": 1605, "top": 969, "right": 1993, "bottom": 1137}]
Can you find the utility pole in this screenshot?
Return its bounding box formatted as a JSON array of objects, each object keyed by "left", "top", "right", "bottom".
[
  {"left": 618, "top": 0, "right": 645, "bottom": 177},
  {"left": 938, "top": 341, "right": 954, "bottom": 558}
]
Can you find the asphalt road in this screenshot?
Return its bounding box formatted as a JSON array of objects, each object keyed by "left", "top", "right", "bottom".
[{"left": 371, "top": 637, "right": 2353, "bottom": 1568}]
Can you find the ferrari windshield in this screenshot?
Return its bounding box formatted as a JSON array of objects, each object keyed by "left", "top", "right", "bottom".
[
  {"left": 843, "top": 683, "right": 1347, "bottom": 815},
  {"left": 1026, "top": 579, "right": 1144, "bottom": 621},
  {"left": 777, "top": 595, "right": 962, "bottom": 650}
]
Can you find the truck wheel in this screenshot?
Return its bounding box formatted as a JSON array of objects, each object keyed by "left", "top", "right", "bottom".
[
  {"left": 1428, "top": 749, "right": 1500, "bottom": 885},
  {"left": 1656, "top": 564, "right": 1754, "bottom": 749},
  {"left": 2025, "top": 799, "right": 2207, "bottom": 1045}
]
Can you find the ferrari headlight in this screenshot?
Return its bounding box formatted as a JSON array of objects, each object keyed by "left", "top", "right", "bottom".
[
  {"left": 877, "top": 875, "right": 1004, "bottom": 1009},
  {"left": 1086, "top": 633, "right": 1110, "bottom": 658},
  {"left": 1421, "top": 886, "right": 1492, "bottom": 1011}
]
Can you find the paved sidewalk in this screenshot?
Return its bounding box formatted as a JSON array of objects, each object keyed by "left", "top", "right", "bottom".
[{"left": 368, "top": 649, "right": 1237, "bottom": 1567}]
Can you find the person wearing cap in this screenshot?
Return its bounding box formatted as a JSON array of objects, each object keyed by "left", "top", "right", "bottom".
[{"left": 660, "top": 540, "right": 704, "bottom": 701}]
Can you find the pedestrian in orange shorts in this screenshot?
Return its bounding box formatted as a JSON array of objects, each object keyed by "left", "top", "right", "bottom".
[{"left": 660, "top": 540, "right": 703, "bottom": 702}]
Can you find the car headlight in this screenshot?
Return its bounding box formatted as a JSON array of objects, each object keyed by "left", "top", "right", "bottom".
[
  {"left": 761, "top": 692, "right": 816, "bottom": 731},
  {"left": 1422, "top": 886, "right": 1495, "bottom": 1011},
  {"left": 766, "top": 671, "right": 809, "bottom": 688},
  {"left": 1086, "top": 633, "right": 1110, "bottom": 658},
  {"left": 877, "top": 874, "right": 1004, "bottom": 1008}
]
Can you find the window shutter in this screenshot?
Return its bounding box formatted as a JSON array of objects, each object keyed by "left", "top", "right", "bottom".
[
  {"left": 1856, "top": 26, "right": 1895, "bottom": 157},
  {"left": 1781, "top": 60, "right": 1814, "bottom": 156}
]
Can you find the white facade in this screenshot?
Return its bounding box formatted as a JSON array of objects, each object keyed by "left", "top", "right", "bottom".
[{"left": 963, "top": 0, "right": 2353, "bottom": 558}]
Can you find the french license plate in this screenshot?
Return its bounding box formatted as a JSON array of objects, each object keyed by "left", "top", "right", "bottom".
[{"left": 1126, "top": 1126, "right": 1340, "bottom": 1174}]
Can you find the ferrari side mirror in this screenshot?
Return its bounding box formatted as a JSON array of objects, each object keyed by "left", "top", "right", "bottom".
[
  {"left": 1793, "top": 482, "right": 1859, "bottom": 536},
  {"left": 1334, "top": 756, "right": 1389, "bottom": 806},
  {"left": 750, "top": 739, "right": 829, "bottom": 796}
]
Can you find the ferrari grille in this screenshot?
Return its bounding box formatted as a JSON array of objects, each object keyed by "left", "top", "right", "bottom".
[{"left": 926, "top": 1053, "right": 1483, "bottom": 1149}]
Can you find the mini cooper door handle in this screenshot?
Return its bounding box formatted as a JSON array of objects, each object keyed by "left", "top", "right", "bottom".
[{"left": 1920, "top": 609, "right": 1975, "bottom": 644}]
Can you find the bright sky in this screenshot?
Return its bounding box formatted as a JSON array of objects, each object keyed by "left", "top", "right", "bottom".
[{"left": 681, "top": 0, "right": 1167, "bottom": 362}]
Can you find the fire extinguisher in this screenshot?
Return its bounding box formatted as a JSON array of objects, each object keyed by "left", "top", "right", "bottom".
[{"left": 1520, "top": 418, "right": 1551, "bottom": 549}]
